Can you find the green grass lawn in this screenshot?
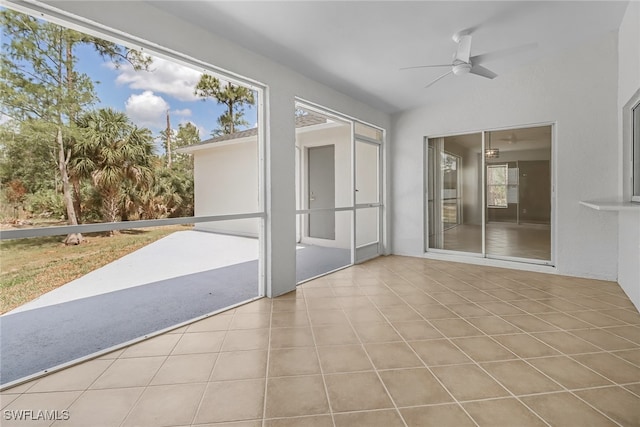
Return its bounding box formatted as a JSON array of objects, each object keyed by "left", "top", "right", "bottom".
[{"left": 0, "top": 224, "right": 192, "bottom": 314}]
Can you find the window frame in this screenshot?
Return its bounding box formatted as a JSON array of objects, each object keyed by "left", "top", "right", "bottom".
[
  {"left": 0, "top": 3, "right": 269, "bottom": 298},
  {"left": 623, "top": 89, "right": 640, "bottom": 203},
  {"left": 632, "top": 100, "right": 640, "bottom": 203},
  {"left": 486, "top": 163, "right": 509, "bottom": 208}
]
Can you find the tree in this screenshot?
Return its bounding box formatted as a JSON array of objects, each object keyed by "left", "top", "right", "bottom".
[
  {"left": 0, "top": 9, "right": 151, "bottom": 243},
  {"left": 194, "top": 75, "right": 255, "bottom": 136},
  {"left": 148, "top": 121, "right": 197, "bottom": 219},
  {"left": 73, "top": 108, "right": 154, "bottom": 233},
  {"left": 0, "top": 119, "right": 58, "bottom": 194},
  {"left": 174, "top": 122, "right": 199, "bottom": 167},
  {"left": 4, "top": 179, "right": 27, "bottom": 218},
  {"left": 175, "top": 122, "right": 201, "bottom": 148}
]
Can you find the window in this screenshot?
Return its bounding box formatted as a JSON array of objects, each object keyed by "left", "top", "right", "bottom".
[
  {"left": 487, "top": 164, "right": 508, "bottom": 208},
  {"left": 633, "top": 100, "right": 640, "bottom": 202}
]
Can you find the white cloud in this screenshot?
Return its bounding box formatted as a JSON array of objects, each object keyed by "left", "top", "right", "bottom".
[
  {"left": 125, "top": 90, "right": 169, "bottom": 130},
  {"left": 114, "top": 56, "right": 203, "bottom": 102},
  {"left": 173, "top": 108, "right": 192, "bottom": 117}
]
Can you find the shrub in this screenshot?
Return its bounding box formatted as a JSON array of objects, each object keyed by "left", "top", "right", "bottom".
[{"left": 24, "top": 189, "right": 65, "bottom": 218}]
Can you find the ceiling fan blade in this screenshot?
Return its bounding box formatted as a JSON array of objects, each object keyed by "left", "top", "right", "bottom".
[
  {"left": 425, "top": 70, "right": 453, "bottom": 88},
  {"left": 470, "top": 42, "right": 537, "bottom": 65},
  {"left": 399, "top": 64, "right": 451, "bottom": 71},
  {"left": 470, "top": 64, "right": 497, "bottom": 79},
  {"left": 454, "top": 35, "right": 472, "bottom": 63}
]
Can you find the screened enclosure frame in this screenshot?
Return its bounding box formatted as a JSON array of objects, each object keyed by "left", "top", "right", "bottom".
[
  {"left": 294, "top": 99, "right": 386, "bottom": 271},
  {"left": 1, "top": 1, "right": 269, "bottom": 296}
]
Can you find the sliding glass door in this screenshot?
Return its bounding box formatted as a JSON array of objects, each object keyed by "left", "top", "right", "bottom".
[{"left": 426, "top": 125, "right": 552, "bottom": 264}]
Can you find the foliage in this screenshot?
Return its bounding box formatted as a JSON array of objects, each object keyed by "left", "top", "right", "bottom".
[
  {"left": 194, "top": 75, "right": 255, "bottom": 136},
  {"left": 24, "top": 188, "right": 65, "bottom": 218},
  {"left": 4, "top": 179, "right": 27, "bottom": 206},
  {"left": 0, "top": 119, "right": 59, "bottom": 193},
  {"left": 1, "top": 9, "right": 198, "bottom": 231},
  {"left": 73, "top": 108, "right": 155, "bottom": 227},
  {"left": 0, "top": 9, "right": 150, "bottom": 234}
]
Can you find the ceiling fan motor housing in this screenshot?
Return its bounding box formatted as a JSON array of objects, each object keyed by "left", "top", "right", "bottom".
[{"left": 452, "top": 63, "right": 472, "bottom": 75}]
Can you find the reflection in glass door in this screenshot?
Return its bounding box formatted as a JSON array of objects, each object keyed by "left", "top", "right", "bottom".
[
  {"left": 442, "top": 152, "right": 461, "bottom": 230},
  {"left": 427, "top": 134, "right": 482, "bottom": 254},
  {"left": 485, "top": 127, "right": 552, "bottom": 261},
  {"left": 426, "top": 125, "right": 552, "bottom": 264}
]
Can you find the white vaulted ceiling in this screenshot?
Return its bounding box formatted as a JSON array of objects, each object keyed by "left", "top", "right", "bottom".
[{"left": 147, "top": 1, "right": 628, "bottom": 113}]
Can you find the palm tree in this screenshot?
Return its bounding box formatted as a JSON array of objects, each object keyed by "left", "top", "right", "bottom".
[{"left": 73, "top": 108, "right": 154, "bottom": 233}]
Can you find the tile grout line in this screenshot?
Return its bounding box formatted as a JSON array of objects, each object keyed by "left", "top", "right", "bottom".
[
  {"left": 116, "top": 327, "right": 187, "bottom": 427},
  {"left": 339, "top": 275, "right": 412, "bottom": 427},
  {"left": 261, "top": 298, "right": 274, "bottom": 427},
  {"left": 428, "top": 266, "right": 631, "bottom": 426},
  {"left": 356, "top": 269, "right": 482, "bottom": 427},
  {"left": 391, "top": 264, "right": 619, "bottom": 426},
  {"left": 188, "top": 308, "right": 239, "bottom": 427},
  {"left": 401, "top": 263, "right": 630, "bottom": 427},
  {"left": 300, "top": 287, "right": 337, "bottom": 427},
  {"left": 389, "top": 265, "right": 558, "bottom": 426}
]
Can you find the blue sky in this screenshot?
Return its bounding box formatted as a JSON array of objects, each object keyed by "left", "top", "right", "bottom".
[
  {"left": 0, "top": 8, "right": 258, "bottom": 149},
  {"left": 73, "top": 43, "right": 258, "bottom": 145}
]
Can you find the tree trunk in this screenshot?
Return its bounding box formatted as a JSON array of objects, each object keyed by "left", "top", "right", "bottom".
[
  {"left": 102, "top": 189, "right": 120, "bottom": 236},
  {"left": 57, "top": 126, "right": 83, "bottom": 245},
  {"left": 228, "top": 82, "right": 234, "bottom": 134},
  {"left": 166, "top": 109, "right": 172, "bottom": 169},
  {"left": 72, "top": 177, "right": 82, "bottom": 222}
]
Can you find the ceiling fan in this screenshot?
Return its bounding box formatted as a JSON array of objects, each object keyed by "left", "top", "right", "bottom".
[
  {"left": 401, "top": 30, "right": 534, "bottom": 88},
  {"left": 499, "top": 133, "right": 524, "bottom": 144}
]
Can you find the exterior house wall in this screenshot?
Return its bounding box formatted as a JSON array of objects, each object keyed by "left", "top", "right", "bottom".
[
  {"left": 193, "top": 139, "right": 260, "bottom": 237},
  {"left": 617, "top": 1, "right": 640, "bottom": 311},
  {"left": 392, "top": 32, "right": 620, "bottom": 280}
]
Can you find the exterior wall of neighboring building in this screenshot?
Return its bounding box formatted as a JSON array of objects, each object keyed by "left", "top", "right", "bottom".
[
  {"left": 192, "top": 138, "right": 260, "bottom": 237},
  {"left": 296, "top": 124, "right": 352, "bottom": 249}
]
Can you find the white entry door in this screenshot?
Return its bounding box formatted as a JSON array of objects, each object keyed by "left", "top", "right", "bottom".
[{"left": 308, "top": 145, "right": 335, "bottom": 240}]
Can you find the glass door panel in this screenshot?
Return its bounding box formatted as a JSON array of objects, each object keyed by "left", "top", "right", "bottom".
[
  {"left": 485, "top": 126, "right": 552, "bottom": 261},
  {"left": 427, "top": 134, "right": 482, "bottom": 254},
  {"left": 355, "top": 132, "right": 382, "bottom": 263}
]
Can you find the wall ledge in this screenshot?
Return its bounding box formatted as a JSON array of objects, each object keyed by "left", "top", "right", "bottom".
[{"left": 580, "top": 200, "right": 640, "bottom": 212}]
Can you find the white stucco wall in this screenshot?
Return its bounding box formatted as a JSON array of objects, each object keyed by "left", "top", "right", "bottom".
[
  {"left": 392, "top": 32, "right": 620, "bottom": 280},
  {"left": 193, "top": 139, "right": 260, "bottom": 237},
  {"left": 617, "top": 1, "right": 640, "bottom": 311},
  {"left": 35, "top": 1, "right": 391, "bottom": 297}
]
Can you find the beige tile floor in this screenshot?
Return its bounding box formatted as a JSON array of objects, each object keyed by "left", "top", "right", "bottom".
[
  {"left": 2, "top": 255, "right": 639, "bottom": 427},
  {"left": 437, "top": 223, "right": 551, "bottom": 260}
]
